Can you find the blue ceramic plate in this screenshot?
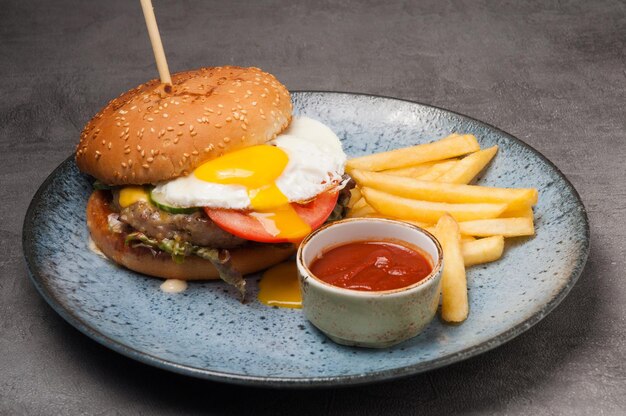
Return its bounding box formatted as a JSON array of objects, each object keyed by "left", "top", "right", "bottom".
[{"left": 23, "top": 92, "right": 589, "bottom": 387}]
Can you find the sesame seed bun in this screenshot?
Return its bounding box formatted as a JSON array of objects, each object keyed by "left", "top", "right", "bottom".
[
  {"left": 87, "top": 190, "right": 296, "bottom": 280},
  {"left": 76, "top": 66, "right": 292, "bottom": 185}
]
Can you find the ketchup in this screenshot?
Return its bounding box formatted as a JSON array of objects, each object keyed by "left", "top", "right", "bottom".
[{"left": 309, "top": 240, "right": 433, "bottom": 291}]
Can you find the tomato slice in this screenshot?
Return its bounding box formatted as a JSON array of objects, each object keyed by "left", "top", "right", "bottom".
[{"left": 204, "top": 190, "right": 339, "bottom": 243}]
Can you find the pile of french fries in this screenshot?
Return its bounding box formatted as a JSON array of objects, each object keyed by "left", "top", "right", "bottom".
[{"left": 345, "top": 133, "right": 538, "bottom": 323}]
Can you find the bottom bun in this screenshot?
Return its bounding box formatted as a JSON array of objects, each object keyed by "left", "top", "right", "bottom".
[{"left": 87, "top": 190, "right": 296, "bottom": 280}]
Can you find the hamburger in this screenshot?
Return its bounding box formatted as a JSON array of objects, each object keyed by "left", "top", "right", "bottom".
[{"left": 76, "top": 66, "right": 350, "bottom": 299}]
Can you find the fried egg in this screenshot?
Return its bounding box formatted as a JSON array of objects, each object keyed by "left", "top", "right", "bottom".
[{"left": 151, "top": 116, "right": 346, "bottom": 210}]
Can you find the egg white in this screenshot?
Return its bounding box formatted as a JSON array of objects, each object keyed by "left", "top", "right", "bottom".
[{"left": 151, "top": 117, "right": 347, "bottom": 210}]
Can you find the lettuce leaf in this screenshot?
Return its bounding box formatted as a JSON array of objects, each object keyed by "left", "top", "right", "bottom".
[{"left": 125, "top": 232, "right": 246, "bottom": 301}]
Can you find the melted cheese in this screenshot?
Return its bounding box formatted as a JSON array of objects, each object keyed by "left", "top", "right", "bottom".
[
  {"left": 119, "top": 186, "right": 150, "bottom": 208},
  {"left": 258, "top": 261, "right": 302, "bottom": 308}
]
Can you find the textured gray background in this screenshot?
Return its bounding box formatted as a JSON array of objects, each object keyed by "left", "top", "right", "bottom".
[{"left": 1, "top": 0, "right": 625, "bottom": 414}]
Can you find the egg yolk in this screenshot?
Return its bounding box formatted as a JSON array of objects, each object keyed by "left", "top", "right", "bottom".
[
  {"left": 258, "top": 261, "right": 302, "bottom": 308},
  {"left": 194, "top": 145, "right": 311, "bottom": 240}
]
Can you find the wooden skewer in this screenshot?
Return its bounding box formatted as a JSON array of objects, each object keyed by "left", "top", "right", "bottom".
[{"left": 139, "top": 0, "right": 172, "bottom": 88}]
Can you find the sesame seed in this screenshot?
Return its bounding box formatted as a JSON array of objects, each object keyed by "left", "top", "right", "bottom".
[
  {"left": 128, "top": 160, "right": 133, "bottom": 167},
  {"left": 190, "top": 131, "right": 197, "bottom": 136},
  {"left": 163, "top": 113, "right": 168, "bottom": 118},
  {"left": 147, "top": 117, "right": 154, "bottom": 122},
  {"left": 177, "top": 132, "right": 183, "bottom": 136},
  {"left": 223, "top": 137, "right": 231, "bottom": 143},
  {"left": 108, "top": 142, "right": 112, "bottom": 150},
  {"left": 217, "top": 104, "right": 224, "bottom": 108},
  {"left": 252, "top": 101, "right": 257, "bottom": 106},
  {"left": 183, "top": 153, "right": 190, "bottom": 158},
  {"left": 124, "top": 149, "right": 131, "bottom": 154},
  {"left": 142, "top": 164, "right": 150, "bottom": 169},
  {"left": 191, "top": 150, "right": 199, "bottom": 155},
  {"left": 121, "top": 162, "right": 127, "bottom": 168},
  {"left": 189, "top": 125, "right": 194, "bottom": 131},
  {"left": 141, "top": 150, "right": 145, "bottom": 157},
  {"left": 137, "top": 145, "right": 142, "bottom": 151},
  {"left": 214, "top": 124, "right": 222, "bottom": 128},
  {"left": 178, "top": 121, "right": 185, "bottom": 126},
  {"left": 147, "top": 157, "right": 154, "bottom": 163},
  {"left": 174, "top": 137, "right": 180, "bottom": 144}
]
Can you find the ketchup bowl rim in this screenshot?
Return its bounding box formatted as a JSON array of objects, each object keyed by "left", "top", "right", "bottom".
[{"left": 297, "top": 217, "right": 443, "bottom": 296}]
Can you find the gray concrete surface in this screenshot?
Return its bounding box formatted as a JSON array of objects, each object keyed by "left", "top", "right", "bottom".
[{"left": 1, "top": 0, "right": 625, "bottom": 414}]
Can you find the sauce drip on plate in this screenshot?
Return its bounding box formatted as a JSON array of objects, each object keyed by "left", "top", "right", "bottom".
[
  {"left": 309, "top": 241, "right": 433, "bottom": 291},
  {"left": 160, "top": 279, "right": 188, "bottom": 293}
]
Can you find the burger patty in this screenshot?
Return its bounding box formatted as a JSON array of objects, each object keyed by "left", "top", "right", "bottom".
[{"left": 119, "top": 201, "right": 246, "bottom": 249}]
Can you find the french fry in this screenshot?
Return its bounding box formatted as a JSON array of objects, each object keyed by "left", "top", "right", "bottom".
[
  {"left": 347, "top": 188, "right": 362, "bottom": 209},
  {"left": 351, "top": 170, "right": 538, "bottom": 209},
  {"left": 414, "top": 160, "right": 459, "bottom": 181},
  {"left": 387, "top": 218, "right": 431, "bottom": 228},
  {"left": 462, "top": 236, "right": 505, "bottom": 266},
  {"left": 360, "top": 187, "right": 508, "bottom": 223},
  {"left": 347, "top": 205, "right": 377, "bottom": 218},
  {"left": 500, "top": 206, "right": 534, "bottom": 219},
  {"left": 347, "top": 197, "right": 376, "bottom": 218},
  {"left": 434, "top": 214, "right": 468, "bottom": 323},
  {"left": 383, "top": 160, "right": 444, "bottom": 177},
  {"left": 346, "top": 134, "right": 480, "bottom": 172},
  {"left": 437, "top": 145, "right": 498, "bottom": 184},
  {"left": 351, "top": 197, "right": 369, "bottom": 211},
  {"left": 461, "top": 235, "right": 476, "bottom": 243},
  {"left": 458, "top": 217, "right": 535, "bottom": 237}
]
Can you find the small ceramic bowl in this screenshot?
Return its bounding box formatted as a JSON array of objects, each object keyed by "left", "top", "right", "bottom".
[{"left": 297, "top": 218, "right": 443, "bottom": 348}]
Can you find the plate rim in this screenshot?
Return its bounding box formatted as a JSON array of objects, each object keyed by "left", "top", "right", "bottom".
[{"left": 22, "top": 91, "right": 590, "bottom": 388}]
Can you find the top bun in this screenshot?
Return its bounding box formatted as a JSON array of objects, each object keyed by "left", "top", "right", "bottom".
[{"left": 76, "top": 66, "right": 292, "bottom": 185}]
